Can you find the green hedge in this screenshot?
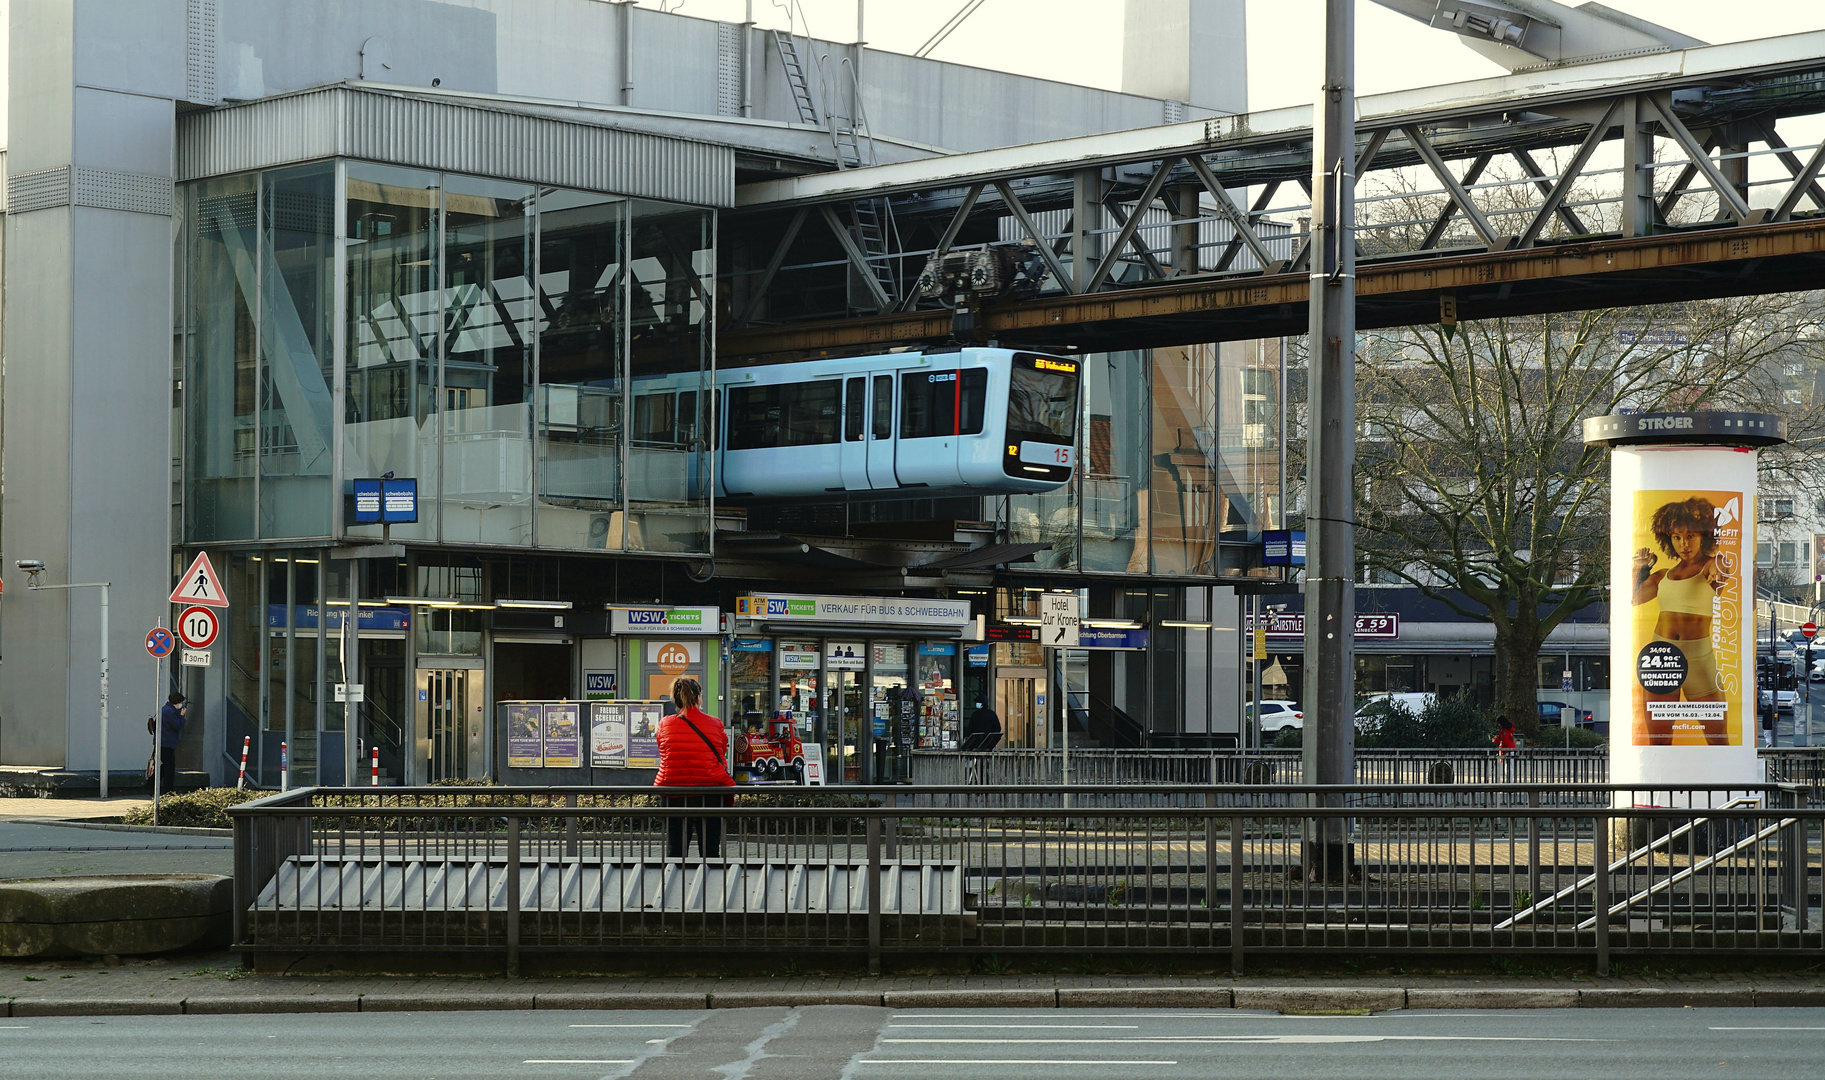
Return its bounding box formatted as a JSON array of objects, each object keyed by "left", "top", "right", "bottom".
[{"left": 122, "top": 787, "right": 264, "bottom": 829}]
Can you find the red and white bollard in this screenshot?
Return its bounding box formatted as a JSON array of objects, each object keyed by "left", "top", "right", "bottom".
[
  {"left": 280, "top": 741, "right": 289, "bottom": 792},
  {"left": 235, "top": 736, "right": 251, "bottom": 790},
  {"left": 371, "top": 745, "right": 380, "bottom": 787}
]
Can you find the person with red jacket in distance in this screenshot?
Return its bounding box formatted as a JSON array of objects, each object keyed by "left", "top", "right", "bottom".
[{"left": 653, "top": 677, "right": 735, "bottom": 859}]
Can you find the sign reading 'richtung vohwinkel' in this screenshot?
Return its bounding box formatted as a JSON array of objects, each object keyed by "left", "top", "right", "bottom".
[{"left": 737, "top": 594, "right": 972, "bottom": 628}]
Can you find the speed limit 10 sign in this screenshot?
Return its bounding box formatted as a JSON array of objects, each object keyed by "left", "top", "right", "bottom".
[{"left": 177, "top": 605, "right": 220, "bottom": 649}]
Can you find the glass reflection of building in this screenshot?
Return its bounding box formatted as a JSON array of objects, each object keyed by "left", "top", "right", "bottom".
[{"left": 185, "top": 156, "right": 718, "bottom": 787}]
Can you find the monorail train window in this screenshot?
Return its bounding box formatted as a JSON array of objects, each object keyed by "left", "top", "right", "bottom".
[
  {"left": 1008, "top": 356, "right": 1078, "bottom": 441},
  {"left": 844, "top": 377, "right": 865, "bottom": 442},
  {"left": 633, "top": 392, "right": 675, "bottom": 443},
  {"left": 872, "top": 375, "right": 892, "bottom": 439},
  {"left": 900, "top": 369, "right": 987, "bottom": 438},
  {"left": 727, "top": 381, "right": 841, "bottom": 450}
]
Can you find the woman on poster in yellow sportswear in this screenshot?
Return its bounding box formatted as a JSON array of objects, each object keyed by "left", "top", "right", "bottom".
[{"left": 1632, "top": 496, "right": 1730, "bottom": 744}]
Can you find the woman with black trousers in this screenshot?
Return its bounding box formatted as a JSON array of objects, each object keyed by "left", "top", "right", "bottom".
[{"left": 653, "top": 678, "right": 735, "bottom": 859}]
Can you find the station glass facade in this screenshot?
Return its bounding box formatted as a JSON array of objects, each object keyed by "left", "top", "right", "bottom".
[
  {"left": 179, "top": 162, "right": 1278, "bottom": 783},
  {"left": 1003, "top": 338, "right": 1283, "bottom": 577},
  {"left": 186, "top": 160, "right": 715, "bottom": 555}
]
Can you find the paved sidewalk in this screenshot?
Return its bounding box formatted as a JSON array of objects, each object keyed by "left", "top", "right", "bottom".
[
  {"left": 6, "top": 949, "right": 1825, "bottom": 1017},
  {"left": 0, "top": 796, "right": 151, "bottom": 820}
]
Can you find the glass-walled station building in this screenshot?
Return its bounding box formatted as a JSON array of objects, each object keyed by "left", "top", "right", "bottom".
[
  {"left": 0, "top": 0, "right": 1273, "bottom": 789},
  {"left": 180, "top": 96, "right": 727, "bottom": 785}
]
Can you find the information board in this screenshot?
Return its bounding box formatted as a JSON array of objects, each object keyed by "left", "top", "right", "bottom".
[
  {"left": 505, "top": 703, "right": 544, "bottom": 768},
  {"left": 589, "top": 702, "right": 629, "bottom": 767},
  {"left": 626, "top": 701, "right": 663, "bottom": 768},
  {"left": 543, "top": 702, "right": 581, "bottom": 768}
]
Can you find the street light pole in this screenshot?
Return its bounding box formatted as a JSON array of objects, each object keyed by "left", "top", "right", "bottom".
[{"left": 1302, "top": 0, "right": 1357, "bottom": 880}]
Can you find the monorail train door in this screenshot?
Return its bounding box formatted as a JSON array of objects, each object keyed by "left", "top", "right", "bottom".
[
  {"left": 839, "top": 374, "right": 898, "bottom": 492},
  {"left": 866, "top": 373, "right": 895, "bottom": 487},
  {"left": 840, "top": 377, "right": 869, "bottom": 491}
]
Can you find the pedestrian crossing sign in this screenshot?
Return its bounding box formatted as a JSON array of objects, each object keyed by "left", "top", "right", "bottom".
[{"left": 169, "top": 552, "right": 230, "bottom": 608}]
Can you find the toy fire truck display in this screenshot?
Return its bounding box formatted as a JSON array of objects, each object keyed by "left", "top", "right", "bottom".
[{"left": 733, "top": 715, "right": 805, "bottom": 783}]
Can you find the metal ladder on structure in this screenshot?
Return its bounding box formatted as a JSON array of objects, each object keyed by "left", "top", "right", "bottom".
[
  {"left": 769, "top": 7, "right": 899, "bottom": 309},
  {"left": 830, "top": 56, "right": 899, "bottom": 308},
  {"left": 770, "top": 29, "right": 819, "bottom": 126}
]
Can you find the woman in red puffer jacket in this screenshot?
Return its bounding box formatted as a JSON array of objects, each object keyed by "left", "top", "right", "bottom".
[{"left": 653, "top": 677, "right": 735, "bottom": 858}]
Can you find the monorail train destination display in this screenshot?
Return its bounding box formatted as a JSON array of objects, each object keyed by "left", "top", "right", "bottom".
[{"left": 1585, "top": 412, "right": 1785, "bottom": 788}]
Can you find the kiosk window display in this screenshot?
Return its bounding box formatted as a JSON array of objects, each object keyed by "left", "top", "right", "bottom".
[{"left": 917, "top": 643, "right": 961, "bottom": 748}]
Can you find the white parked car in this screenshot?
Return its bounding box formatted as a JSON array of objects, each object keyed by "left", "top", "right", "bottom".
[
  {"left": 1354, "top": 692, "right": 1436, "bottom": 719},
  {"left": 1760, "top": 688, "right": 1801, "bottom": 713},
  {"left": 1247, "top": 700, "right": 1304, "bottom": 735}
]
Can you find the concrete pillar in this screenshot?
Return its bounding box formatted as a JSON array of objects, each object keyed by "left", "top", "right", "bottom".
[{"left": 0, "top": 0, "right": 189, "bottom": 773}]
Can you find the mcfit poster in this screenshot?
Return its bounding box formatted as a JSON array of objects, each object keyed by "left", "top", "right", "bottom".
[{"left": 1628, "top": 488, "right": 1745, "bottom": 746}]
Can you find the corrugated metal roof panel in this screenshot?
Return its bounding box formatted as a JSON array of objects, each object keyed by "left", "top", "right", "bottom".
[
  {"left": 255, "top": 856, "right": 965, "bottom": 915},
  {"left": 178, "top": 85, "right": 732, "bottom": 207}
]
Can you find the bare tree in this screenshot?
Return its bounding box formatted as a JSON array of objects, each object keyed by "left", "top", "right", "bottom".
[{"left": 1349, "top": 295, "right": 1819, "bottom": 734}]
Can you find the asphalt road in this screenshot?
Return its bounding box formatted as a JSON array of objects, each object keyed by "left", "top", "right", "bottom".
[
  {"left": 0, "top": 820, "right": 232, "bottom": 879},
  {"left": 3, "top": 1006, "right": 1822, "bottom": 1080},
  {"left": 1775, "top": 690, "right": 1825, "bottom": 745}
]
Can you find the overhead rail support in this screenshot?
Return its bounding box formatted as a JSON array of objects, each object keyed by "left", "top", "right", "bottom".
[{"left": 720, "top": 30, "right": 1825, "bottom": 357}]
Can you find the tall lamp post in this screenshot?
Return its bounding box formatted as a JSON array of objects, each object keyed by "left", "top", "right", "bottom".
[
  {"left": 15, "top": 561, "right": 112, "bottom": 798},
  {"left": 1302, "top": 0, "right": 1358, "bottom": 880}
]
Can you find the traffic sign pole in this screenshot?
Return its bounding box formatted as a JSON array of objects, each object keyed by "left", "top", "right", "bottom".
[{"left": 152, "top": 619, "right": 163, "bottom": 825}]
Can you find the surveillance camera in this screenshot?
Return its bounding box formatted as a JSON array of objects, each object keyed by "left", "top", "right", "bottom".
[{"left": 14, "top": 559, "right": 45, "bottom": 573}]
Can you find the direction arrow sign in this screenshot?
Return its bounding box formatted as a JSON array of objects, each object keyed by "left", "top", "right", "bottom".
[
  {"left": 1040, "top": 592, "right": 1081, "bottom": 648},
  {"left": 177, "top": 605, "right": 220, "bottom": 650},
  {"left": 145, "top": 627, "right": 175, "bottom": 659},
  {"left": 170, "top": 552, "right": 230, "bottom": 607}
]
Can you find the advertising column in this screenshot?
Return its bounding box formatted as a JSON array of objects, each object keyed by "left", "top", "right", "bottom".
[{"left": 1584, "top": 413, "right": 1785, "bottom": 790}]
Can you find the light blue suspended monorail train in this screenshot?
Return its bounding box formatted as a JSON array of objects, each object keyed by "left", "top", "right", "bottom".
[{"left": 628, "top": 347, "right": 1081, "bottom": 501}]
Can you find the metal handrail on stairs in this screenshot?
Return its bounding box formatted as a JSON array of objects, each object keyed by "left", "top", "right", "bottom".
[{"left": 1494, "top": 796, "right": 1762, "bottom": 930}]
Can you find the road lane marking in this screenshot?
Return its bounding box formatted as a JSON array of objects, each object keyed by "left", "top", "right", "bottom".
[
  {"left": 1709, "top": 1027, "right": 1825, "bottom": 1031},
  {"left": 888, "top": 1024, "right": 1139, "bottom": 1029},
  {"left": 860, "top": 1060, "right": 1176, "bottom": 1066},
  {"left": 883, "top": 1035, "right": 1606, "bottom": 1044},
  {"left": 569, "top": 1024, "right": 694, "bottom": 1028},
  {"left": 523, "top": 1060, "right": 633, "bottom": 1064},
  {"left": 890, "top": 1013, "right": 1374, "bottom": 1020}
]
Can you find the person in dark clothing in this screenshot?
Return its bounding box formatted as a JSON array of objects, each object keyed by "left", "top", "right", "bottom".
[
  {"left": 962, "top": 698, "right": 1002, "bottom": 750},
  {"left": 147, "top": 692, "right": 186, "bottom": 795}
]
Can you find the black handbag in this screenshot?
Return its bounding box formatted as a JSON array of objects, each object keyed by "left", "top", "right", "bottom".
[{"left": 680, "top": 715, "right": 734, "bottom": 783}]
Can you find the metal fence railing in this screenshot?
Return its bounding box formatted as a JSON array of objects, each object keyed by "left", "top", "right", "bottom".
[
  {"left": 912, "top": 748, "right": 1825, "bottom": 799},
  {"left": 910, "top": 749, "right": 1613, "bottom": 787},
  {"left": 231, "top": 784, "right": 1822, "bottom": 974}
]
